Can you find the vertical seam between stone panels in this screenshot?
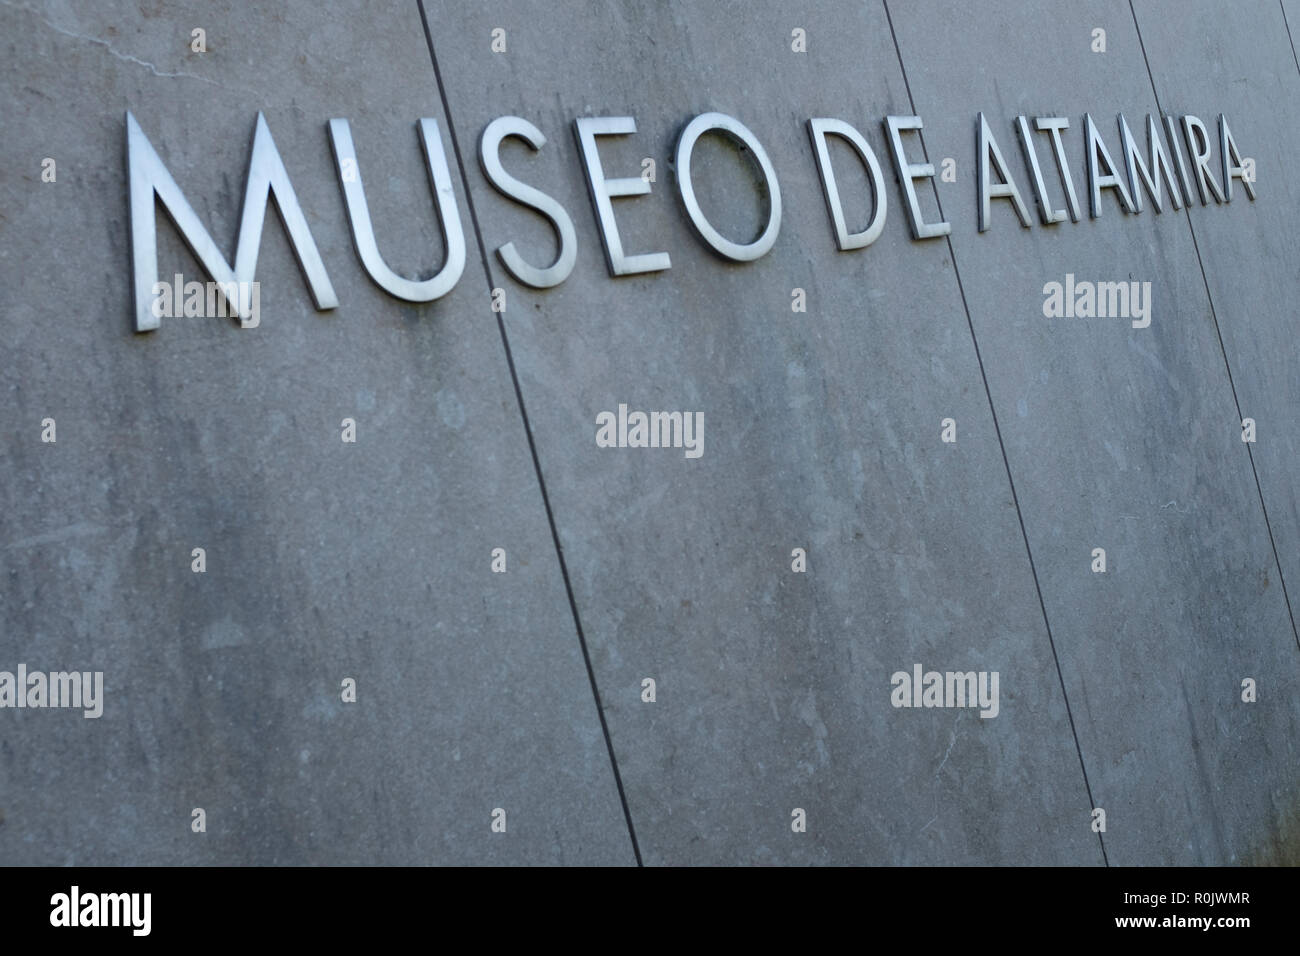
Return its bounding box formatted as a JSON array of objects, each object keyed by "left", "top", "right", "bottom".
[
  {"left": 880, "top": 0, "right": 1110, "bottom": 865},
  {"left": 1280, "top": 0, "right": 1300, "bottom": 76},
  {"left": 416, "top": 0, "right": 645, "bottom": 866},
  {"left": 1129, "top": 0, "right": 1300, "bottom": 654}
]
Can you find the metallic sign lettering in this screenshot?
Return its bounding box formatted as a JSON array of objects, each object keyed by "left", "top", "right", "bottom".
[{"left": 126, "top": 108, "right": 1258, "bottom": 332}]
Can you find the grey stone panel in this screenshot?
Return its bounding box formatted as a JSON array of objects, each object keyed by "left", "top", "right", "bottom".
[
  {"left": 3, "top": 0, "right": 1294, "bottom": 868},
  {"left": 889, "top": 0, "right": 1300, "bottom": 864},
  {"left": 1131, "top": 1, "right": 1300, "bottom": 631},
  {"left": 0, "top": 0, "right": 633, "bottom": 865},
  {"left": 426, "top": 0, "right": 1102, "bottom": 864},
  {"left": 1130, "top": 0, "right": 1300, "bottom": 864}
]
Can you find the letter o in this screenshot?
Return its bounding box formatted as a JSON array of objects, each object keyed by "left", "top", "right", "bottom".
[{"left": 675, "top": 112, "right": 782, "bottom": 261}]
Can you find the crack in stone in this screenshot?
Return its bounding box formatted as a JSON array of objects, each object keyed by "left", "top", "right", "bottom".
[{"left": 2, "top": 1, "right": 258, "bottom": 96}]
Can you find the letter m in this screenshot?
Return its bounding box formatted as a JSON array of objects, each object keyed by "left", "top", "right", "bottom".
[
  {"left": 649, "top": 411, "right": 682, "bottom": 449},
  {"left": 51, "top": 672, "right": 81, "bottom": 709},
  {"left": 1097, "top": 281, "right": 1128, "bottom": 317},
  {"left": 945, "top": 671, "right": 977, "bottom": 708},
  {"left": 101, "top": 893, "right": 129, "bottom": 927},
  {"left": 127, "top": 111, "right": 337, "bottom": 332}
]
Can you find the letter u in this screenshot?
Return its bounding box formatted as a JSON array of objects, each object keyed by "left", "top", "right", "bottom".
[{"left": 328, "top": 118, "right": 466, "bottom": 301}]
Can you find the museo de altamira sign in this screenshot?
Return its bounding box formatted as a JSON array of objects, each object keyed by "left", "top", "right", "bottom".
[{"left": 126, "top": 108, "right": 1257, "bottom": 331}]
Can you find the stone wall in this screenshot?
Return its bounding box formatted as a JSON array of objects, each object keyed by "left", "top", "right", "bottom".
[{"left": 0, "top": 0, "right": 1296, "bottom": 864}]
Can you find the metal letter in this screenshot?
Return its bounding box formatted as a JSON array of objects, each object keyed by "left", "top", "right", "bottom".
[
  {"left": 1162, "top": 114, "right": 1196, "bottom": 204},
  {"left": 1219, "top": 114, "right": 1256, "bottom": 202},
  {"left": 1016, "top": 116, "right": 1066, "bottom": 224},
  {"left": 1035, "top": 117, "right": 1082, "bottom": 223},
  {"left": 1181, "top": 115, "right": 1225, "bottom": 205},
  {"left": 328, "top": 118, "right": 465, "bottom": 302},
  {"left": 806, "top": 118, "right": 887, "bottom": 250},
  {"left": 477, "top": 116, "right": 578, "bottom": 289},
  {"left": 884, "top": 115, "right": 951, "bottom": 239},
  {"left": 127, "top": 111, "right": 337, "bottom": 332},
  {"left": 573, "top": 117, "right": 670, "bottom": 276},
  {"left": 670, "top": 111, "right": 780, "bottom": 260},
  {"left": 1084, "top": 112, "right": 1136, "bottom": 217},
  {"left": 675, "top": 112, "right": 782, "bottom": 261},
  {"left": 1119, "top": 113, "right": 1182, "bottom": 214},
  {"left": 977, "top": 112, "right": 1031, "bottom": 231}
]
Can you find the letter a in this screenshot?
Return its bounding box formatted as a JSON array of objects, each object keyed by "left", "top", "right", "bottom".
[
  {"left": 595, "top": 411, "right": 616, "bottom": 448},
  {"left": 1042, "top": 281, "right": 1064, "bottom": 317},
  {"left": 890, "top": 671, "right": 910, "bottom": 708},
  {"left": 50, "top": 893, "right": 70, "bottom": 927}
]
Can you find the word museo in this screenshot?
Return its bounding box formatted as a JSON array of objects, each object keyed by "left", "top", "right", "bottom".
[{"left": 127, "top": 108, "right": 1254, "bottom": 331}]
